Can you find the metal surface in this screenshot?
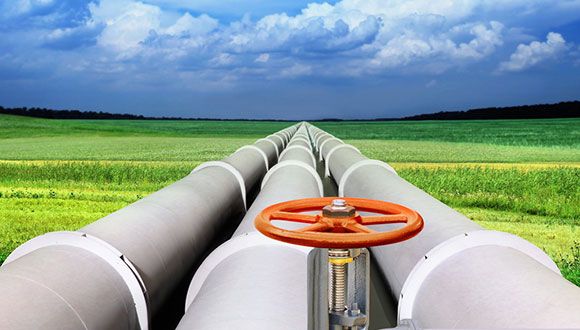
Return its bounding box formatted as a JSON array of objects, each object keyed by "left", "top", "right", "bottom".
[
  {"left": 0, "top": 125, "right": 299, "bottom": 329},
  {"left": 178, "top": 124, "right": 322, "bottom": 329},
  {"left": 308, "top": 123, "right": 580, "bottom": 328}
]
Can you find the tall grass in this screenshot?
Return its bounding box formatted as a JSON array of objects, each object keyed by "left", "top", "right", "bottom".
[{"left": 396, "top": 166, "right": 579, "bottom": 221}]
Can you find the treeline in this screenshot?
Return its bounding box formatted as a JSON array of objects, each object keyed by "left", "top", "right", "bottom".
[
  {"left": 0, "top": 106, "right": 295, "bottom": 121},
  {"left": 1, "top": 101, "right": 579, "bottom": 121},
  {"left": 401, "top": 101, "right": 580, "bottom": 121},
  {"left": 0, "top": 106, "right": 146, "bottom": 120}
]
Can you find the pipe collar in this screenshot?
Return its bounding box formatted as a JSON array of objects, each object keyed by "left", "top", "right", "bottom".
[
  {"left": 338, "top": 160, "right": 398, "bottom": 197},
  {"left": 318, "top": 137, "right": 343, "bottom": 161},
  {"left": 192, "top": 161, "right": 247, "bottom": 211},
  {"left": 397, "top": 230, "right": 560, "bottom": 321},
  {"left": 236, "top": 145, "right": 270, "bottom": 170},
  {"left": 4, "top": 231, "right": 149, "bottom": 330},
  {"left": 256, "top": 138, "right": 280, "bottom": 158},
  {"left": 261, "top": 160, "right": 324, "bottom": 197},
  {"left": 324, "top": 144, "right": 360, "bottom": 177},
  {"left": 279, "top": 145, "right": 317, "bottom": 169}
]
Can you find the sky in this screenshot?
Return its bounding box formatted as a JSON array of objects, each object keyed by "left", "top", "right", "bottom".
[{"left": 0, "top": 0, "right": 579, "bottom": 119}]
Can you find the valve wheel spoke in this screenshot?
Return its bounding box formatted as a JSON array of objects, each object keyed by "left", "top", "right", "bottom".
[
  {"left": 360, "top": 214, "right": 408, "bottom": 225},
  {"left": 296, "top": 222, "right": 330, "bottom": 232},
  {"left": 270, "top": 211, "right": 318, "bottom": 224},
  {"left": 345, "top": 223, "right": 376, "bottom": 233}
]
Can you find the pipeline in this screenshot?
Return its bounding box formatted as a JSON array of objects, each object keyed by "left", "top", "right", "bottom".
[
  {"left": 307, "top": 123, "right": 580, "bottom": 328},
  {"left": 177, "top": 123, "right": 322, "bottom": 329},
  {"left": 0, "top": 124, "right": 299, "bottom": 330}
]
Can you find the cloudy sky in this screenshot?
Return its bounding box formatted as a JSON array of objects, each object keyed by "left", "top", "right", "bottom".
[{"left": 1, "top": 0, "right": 579, "bottom": 119}]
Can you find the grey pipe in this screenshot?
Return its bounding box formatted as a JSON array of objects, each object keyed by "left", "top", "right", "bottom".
[
  {"left": 308, "top": 123, "right": 580, "bottom": 328},
  {"left": 0, "top": 125, "right": 299, "bottom": 329},
  {"left": 177, "top": 126, "right": 322, "bottom": 329}
]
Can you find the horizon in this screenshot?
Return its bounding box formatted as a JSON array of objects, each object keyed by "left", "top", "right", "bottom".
[
  {"left": 2, "top": 100, "right": 579, "bottom": 121},
  {"left": 1, "top": 1, "right": 580, "bottom": 119}
]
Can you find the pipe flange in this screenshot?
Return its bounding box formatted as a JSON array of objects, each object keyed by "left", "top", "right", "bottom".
[
  {"left": 338, "top": 160, "right": 397, "bottom": 197},
  {"left": 192, "top": 161, "right": 247, "bottom": 211},
  {"left": 324, "top": 144, "right": 360, "bottom": 177},
  {"left": 256, "top": 138, "right": 280, "bottom": 158},
  {"left": 319, "top": 137, "right": 343, "bottom": 161},
  {"left": 236, "top": 145, "right": 270, "bottom": 170},
  {"left": 279, "top": 145, "right": 317, "bottom": 169},
  {"left": 261, "top": 160, "right": 324, "bottom": 197},
  {"left": 4, "top": 231, "right": 149, "bottom": 330},
  {"left": 293, "top": 134, "right": 310, "bottom": 140},
  {"left": 315, "top": 133, "right": 332, "bottom": 151},
  {"left": 275, "top": 132, "right": 289, "bottom": 144},
  {"left": 269, "top": 134, "right": 286, "bottom": 148},
  {"left": 184, "top": 232, "right": 311, "bottom": 311},
  {"left": 280, "top": 130, "right": 291, "bottom": 142},
  {"left": 290, "top": 137, "right": 312, "bottom": 149},
  {"left": 288, "top": 140, "right": 313, "bottom": 151},
  {"left": 397, "top": 230, "right": 561, "bottom": 321}
]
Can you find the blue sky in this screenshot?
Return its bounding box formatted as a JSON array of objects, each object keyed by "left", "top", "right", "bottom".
[{"left": 0, "top": 0, "right": 579, "bottom": 119}]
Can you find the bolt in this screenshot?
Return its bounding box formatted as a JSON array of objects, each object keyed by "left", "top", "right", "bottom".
[
  {"left": 323, "top": 200, "right": 356, "bottom": 218},
  {"left": 331, "top": 199, "right": 347, "bottom": 208},
  {"left": 350, "top": 302, "right": 360, "bottom": 316}
]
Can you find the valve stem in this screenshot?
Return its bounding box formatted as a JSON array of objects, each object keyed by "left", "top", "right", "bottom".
[{"left": 329, "top": 248, "right": 349, "bottom": 313}]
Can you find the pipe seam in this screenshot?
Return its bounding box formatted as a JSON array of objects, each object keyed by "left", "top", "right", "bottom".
[
  {"left": 269, "top": 134, "right": 286, "bottom": 148},
  {"left": 236, "top": 145, "right": 270, "bottom": 170},
  {"left": 192, "top": 161, "right": 247, "bottom": 211},
  {"left": 397, "top": 230, "right": 561, "bottom": 321},
  {"left": 318, "top": 137, "right": 343, "bottom": 161},
  {"left": 324, "top": 144, "right": 361, "bottom": 177},
  {"left": 315, "top": 133, "right": 332, "bottom": 151},
  {"left": 260, "top": 160, "right": 324, "bottom": 197},
  {"left": 279, "top": 145, "right": 317, "bottom": 169},
  {"left": 338, "top": 160, "right": 398, "bottom": 197},
  {"left": 289, "top": 137, "right": 312, "bottom": 149},
  {"left": 256, "top": 138, "right": 280, "bottom": 158},
  {"left": 4, "top": 231, "right": 149, "bottom": 329}
]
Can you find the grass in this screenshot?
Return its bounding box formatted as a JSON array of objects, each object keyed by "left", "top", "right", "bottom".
[
  {"left": 349, "top": 139, "right": 580, "bottom": 163},
  {"left": 0, "top": 114, "right": 578, "bottom": 286},
  {"left": 0, "top": 114, "right": 292, "bottom": 139},
  {"left": 390, "top": 163, "right": 579, "bottom": 284},
  {"left": 316, "top": 118, "right": 580, "bottom": 147},
  {"left": 0, "top": 161, "right": 195, "bottom": 261}
]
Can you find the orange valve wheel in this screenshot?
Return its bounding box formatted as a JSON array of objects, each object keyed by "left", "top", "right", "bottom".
[{"left": 254, "top": 197, "right": 424, "bottom": 248}]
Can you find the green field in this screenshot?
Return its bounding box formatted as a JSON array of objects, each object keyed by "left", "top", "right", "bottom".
[{"left": 0, "top": 114, "right": 578, "bottom": 285}]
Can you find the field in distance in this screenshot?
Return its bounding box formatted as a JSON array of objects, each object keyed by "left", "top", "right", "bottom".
[{"left": 0, "top": 114, "right": 578, "bottom": 285}]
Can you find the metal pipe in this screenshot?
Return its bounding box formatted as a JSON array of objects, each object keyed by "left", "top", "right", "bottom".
[
  {"left": 308, "top": 123, "right": 580, "bottom": 328},
  {"left": 0, "top": 124, "right": 299, "bottom": 329},
  {"left": 177, "top": 125, "right": 322, "bottom": 329}
]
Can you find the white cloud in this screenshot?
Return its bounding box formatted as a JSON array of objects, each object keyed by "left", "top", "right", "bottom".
[
  {"left": 372, "top": 21, "right": 504, "bottom": 68},
  {"left": 92, "top": 0, "right": 161, "bottom": 53},
  {"left": 498, "top": 32, "right": 567, "bottom": 72},
  {"left": 8, "top": 0, "right": 578, "bottom": 87},
  {"left": 255, "top": 53, "right": 270, "bottom": 63},
  {"left": 3, "top": 0, "right": 54, "bottom": 17},
  {"left": 165, "top": 13, "right": 218, "bottom": 37},
  {"left": 280, "top": 63, "right": 312, "bottom": 77}
]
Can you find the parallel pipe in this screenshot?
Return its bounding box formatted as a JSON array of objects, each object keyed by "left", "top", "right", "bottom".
[
  {"left": 307, "top": 123, "right": 580, "bottom": 328},
  {"left": 0, "top": 124, "right": 299, "bottom": 330},
  {"left": 177, "top": 124, "right": 322, "bottom": 329}
]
